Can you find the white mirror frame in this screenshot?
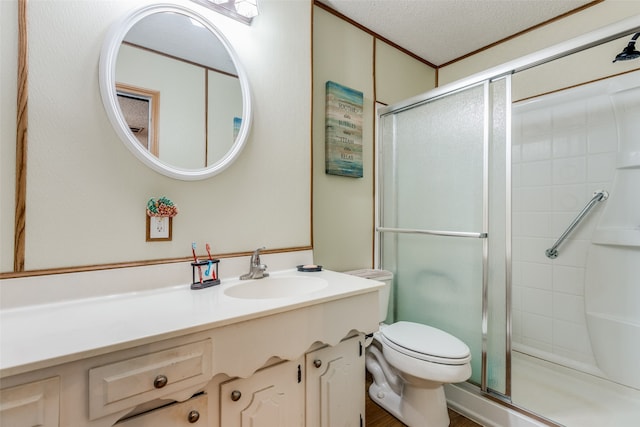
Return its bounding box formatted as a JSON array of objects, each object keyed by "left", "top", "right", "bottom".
[{"left": 99, "top": 3, "right": 253, "bottom": 180}]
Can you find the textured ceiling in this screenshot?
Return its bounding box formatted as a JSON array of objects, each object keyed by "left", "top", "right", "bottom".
[
  {"left": 321, "top": 0, "right": 595, "bottom": 65},
  {"left": 124, "top": 11, "right": 237, "bottom": 74}
]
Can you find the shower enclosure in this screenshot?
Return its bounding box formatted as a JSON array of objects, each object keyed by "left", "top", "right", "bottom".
[
  {"left": 509, "top": 69, "right": 640, "bottom": 426},
  {"left": 376, "top": 17, "right": 640, "bottom": 427},
  {"left": 377, "top": 78, "right": 509, "bottom": 393}
]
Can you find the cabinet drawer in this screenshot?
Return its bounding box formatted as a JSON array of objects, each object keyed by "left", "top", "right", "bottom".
[
  {"left": 115, "top": 392, "right": 208, "bottom": 426},
  {"left": 0, "top": 376, "right": 60, "bottom": 427},
  {"left": 89, "top": 339, "right": 212, "bottom": 420}
]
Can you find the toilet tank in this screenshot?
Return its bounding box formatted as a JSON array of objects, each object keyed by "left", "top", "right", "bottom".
[{"left": 345, "top": 269, "right": 393, "bottom": 323}]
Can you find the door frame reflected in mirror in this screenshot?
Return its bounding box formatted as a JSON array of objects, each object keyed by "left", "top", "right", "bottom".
[{"left": 116, "top": 83, "right": 159, "bottom": 157}]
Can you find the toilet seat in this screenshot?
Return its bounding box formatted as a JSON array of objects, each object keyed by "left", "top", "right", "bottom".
[{"left": 380, "top": 321, "right": 471, "bottom": 365}]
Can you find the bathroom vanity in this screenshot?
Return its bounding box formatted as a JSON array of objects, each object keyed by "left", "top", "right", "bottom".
[{"left": 0, "top": 269, "right": 382, "bottom": 427}]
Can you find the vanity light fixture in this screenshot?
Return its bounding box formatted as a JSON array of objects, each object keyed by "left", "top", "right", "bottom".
[{"left": 191, "top": 0, "right": 259, "bottom": 25}]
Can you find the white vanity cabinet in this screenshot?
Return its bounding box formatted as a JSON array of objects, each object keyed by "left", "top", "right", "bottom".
[
  {"left": 0, "top": 337, "right": 213, "bottom": 427},
  {"left": 305, "top": 335, "right": 365, "bottom": 427},
  {"left": 1, "top": 269, "right": 382, "bottom": 427},
  {"left": 0, "top": 376, "right": 60, "bottom": 427},
  {"left": 220, "top": 359, "right": 305, "bottom": 427}
]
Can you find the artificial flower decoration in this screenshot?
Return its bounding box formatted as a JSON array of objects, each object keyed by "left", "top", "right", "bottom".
[{"left": 146, "top": 196, "right": 179, "bottom": 217}]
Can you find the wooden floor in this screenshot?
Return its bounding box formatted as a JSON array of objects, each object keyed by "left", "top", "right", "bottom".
[{"left": 365, "top": 373, "right": 482, "bottom": 427}]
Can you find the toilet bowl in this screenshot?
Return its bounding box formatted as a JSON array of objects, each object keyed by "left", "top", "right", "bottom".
[{"left": 346, "top": 270, "right": 472, "bottom": 427}]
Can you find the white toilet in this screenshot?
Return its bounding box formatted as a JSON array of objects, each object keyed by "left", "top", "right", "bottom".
[{"left": 347, "top": 269, "right": 472, "bottom": 427}]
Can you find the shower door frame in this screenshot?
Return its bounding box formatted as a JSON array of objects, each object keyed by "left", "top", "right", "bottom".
[
  {"left": 375, "top": 14, "right": 640, "bottom": 407},
  {"left": 377, "top": 77, "right": 506, "bottom": 393}
]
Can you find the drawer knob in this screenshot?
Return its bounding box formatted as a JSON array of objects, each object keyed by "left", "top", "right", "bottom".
[
  {"left": 153, "top": 374, "right": 168, "bottom": 389},
  {"left": 230, "top": 390, "right": 242, "bottom": 401},
  {"left": 187, "top": 410, "right": 200, "bottom": 423},
  {"left": 313, "top": 359, "right": 322, "bottom": 368}
]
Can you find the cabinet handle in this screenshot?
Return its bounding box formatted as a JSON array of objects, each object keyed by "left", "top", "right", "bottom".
[
  {"left": 187, "top": 410, "right": 200, "bottom": 423},
  {"left": 313, "top": 359, "right": 322, "bottom": 368},
  {"left": 153, "top": 374, "right": 168, "bottom": 389},
  {"left": 230, "top": 390, "right": 242, "bottom": 401}
]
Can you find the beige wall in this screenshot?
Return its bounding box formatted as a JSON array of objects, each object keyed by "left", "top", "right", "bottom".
[
  {"left": 1, "top": 0, "right": 311, "bottom": 272},
  {"left": 311, "top": 7, "right": 436, "bottom": 272},
  {"left": 439, "top": 1, "right": 640, "bottom": 88},
  {"left": 375, "top": 40, "right": 436, "bottom": 106},
  {"left": 512, "top": 33, "right": 640, "bottom": 101},
  {"left": 312, "top": 7, "right": 375, "bottom": 272}
]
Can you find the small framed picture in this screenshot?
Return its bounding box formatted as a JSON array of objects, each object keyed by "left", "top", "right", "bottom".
[{"left": 146, "top": 215, "right": 172, "bottom": 241}]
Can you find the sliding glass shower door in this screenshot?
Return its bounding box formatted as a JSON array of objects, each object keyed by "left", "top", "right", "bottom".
[{"left": 378, "top": 78, "right": 508, "bottom": 392}]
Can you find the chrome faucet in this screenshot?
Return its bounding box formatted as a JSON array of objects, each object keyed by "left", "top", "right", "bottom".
[{"left": 240, "top": 247, "right": 269, "bottom": 280}]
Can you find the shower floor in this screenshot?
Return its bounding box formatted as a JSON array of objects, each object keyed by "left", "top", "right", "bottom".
[{"left": 511, "top": 351, "right": 640, "bottom": 427}]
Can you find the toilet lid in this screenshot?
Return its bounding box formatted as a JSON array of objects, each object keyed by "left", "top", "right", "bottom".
[{"left": 380, "top": 321, "right": 471, "bottom": 362}]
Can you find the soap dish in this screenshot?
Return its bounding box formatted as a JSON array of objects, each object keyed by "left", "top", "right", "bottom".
[{"left": 297, "top": 264, "right": 323, "bottom": 272}]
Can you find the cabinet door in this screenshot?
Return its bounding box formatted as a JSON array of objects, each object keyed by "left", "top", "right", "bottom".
[
  {"left": 306, "top": 335, "right": 365, "bottom": 427},
  {"left": 115, "top": 393, "right": 207, "bottom": 426},
  {"left": 220, "top": 359, "right": 304, "bottom": 427},
  {"left": 0, "top": 377, "right": 59, "bottom": 427}
]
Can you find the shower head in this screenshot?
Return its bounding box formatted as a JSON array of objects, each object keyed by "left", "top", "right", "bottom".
[{"left": 613, "top": 32, "right": 640, "bottom": 63}]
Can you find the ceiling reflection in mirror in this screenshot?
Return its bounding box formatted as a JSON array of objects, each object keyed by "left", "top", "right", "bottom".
[{"left": 99, "top": 4, "right": 252, "bottom": 180}]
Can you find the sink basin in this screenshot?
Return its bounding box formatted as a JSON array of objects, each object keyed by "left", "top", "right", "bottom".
[{"left": 224, "top": 276, "right": 328, "bottom": 299}]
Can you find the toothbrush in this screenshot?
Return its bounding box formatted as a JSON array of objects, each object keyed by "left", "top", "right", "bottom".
[
  {"left": 192, "top": 242, "right": 203, "bottom": 283},
  {"left": 205, "top": 243, "right": 217, "bottom": 280}
]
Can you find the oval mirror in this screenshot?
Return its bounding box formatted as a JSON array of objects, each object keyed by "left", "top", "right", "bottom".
[{"left": 99, "top": 4, "right": 252, "bottom": 180}]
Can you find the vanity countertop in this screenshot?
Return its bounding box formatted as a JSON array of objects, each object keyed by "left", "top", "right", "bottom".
[{"left": 0, "top": 269, "right": 383, "bottom": 378}]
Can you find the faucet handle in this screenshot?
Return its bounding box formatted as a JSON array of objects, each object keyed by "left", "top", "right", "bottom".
[{"left": 252, "top": 247, "right": 266, "bottom": 262}]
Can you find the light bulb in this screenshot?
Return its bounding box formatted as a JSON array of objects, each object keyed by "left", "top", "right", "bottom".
[{"left": 234, "top": 0, "right": 258, "bottom": 18}]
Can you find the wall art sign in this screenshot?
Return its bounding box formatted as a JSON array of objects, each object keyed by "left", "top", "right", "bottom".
[{"left": 325, "top": 81, "right": 363, "bottom": 178}]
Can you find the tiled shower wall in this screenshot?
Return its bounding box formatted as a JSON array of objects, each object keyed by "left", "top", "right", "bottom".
[{"left": 511, "top": 88, "right": 617, "bottom": 370}]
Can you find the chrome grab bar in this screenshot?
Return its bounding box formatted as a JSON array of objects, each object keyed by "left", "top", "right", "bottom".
[
  {"left": 545, "top": 190, "right": 609, "bottom": 259},
  {"left": 377, "top": 227, "right": 487, "bottom": 239}
]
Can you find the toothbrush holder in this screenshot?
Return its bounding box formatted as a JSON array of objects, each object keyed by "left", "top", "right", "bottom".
[{"left": 190, "top": 259, "right": 220, "bottom": 290}]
